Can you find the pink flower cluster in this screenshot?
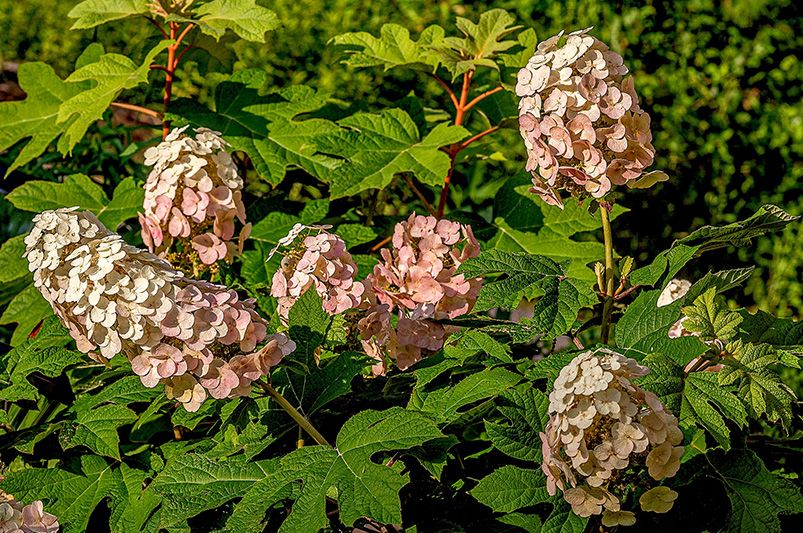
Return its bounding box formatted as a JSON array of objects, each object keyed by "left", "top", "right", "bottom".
[
  {"left": 540, "top": 350, "right": 684, "bottom": 525},
  {"left": 139, "top": 126, "right": 251, "bottom": 267},
  {"left": 0, "top": 489, "right": 59, "bottom": 533},
  {"left": 270, "top": 224, "right": 365, "bottom": 321},
  {"left": 516, "top": 28, "right": 661, "bottom": 207},
  {"left": 25, "top": 208, "right": 294, "bottom": 411},
  {"left": 358, "top": 214, "right": 482, "bottom": 374}
]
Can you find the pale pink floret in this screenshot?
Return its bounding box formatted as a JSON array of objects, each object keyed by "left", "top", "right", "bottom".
[
  {"left": 0, "top": 490, "right": 59, "bottom": 533},
  {"left": 139, "top": 126, "right": 249, "bottom": 267},
  {"left": 539, "top": 349, "right": 684, "bottom": 523},
  {"left": 358, "top": 214, "right": 482, "bottom": 374},
  {"left": 516, "top": 28, "right": 662, "bottom": 207},
  {"left": 25, "top": 208, "right": 294, "bottom": 412}
]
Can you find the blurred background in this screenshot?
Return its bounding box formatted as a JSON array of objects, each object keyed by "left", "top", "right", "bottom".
[{"left": 1, "top": 0, "right": 801, "bottom": 318}]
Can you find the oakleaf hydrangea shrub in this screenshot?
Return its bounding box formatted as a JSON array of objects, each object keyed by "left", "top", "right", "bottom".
[{"left": 0, "top": 5, "right": 801, "bottom": 533}]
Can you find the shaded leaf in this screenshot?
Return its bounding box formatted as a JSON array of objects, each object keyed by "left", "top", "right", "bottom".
[
  {"left": 226, "top": 408, "right": 443, "bottom": 532},
  {"left": 471, "top": 466, "right": 549, "bottom": 513},
  {"left": 706, "top": 449, "right": 803, "bottom": 533}
]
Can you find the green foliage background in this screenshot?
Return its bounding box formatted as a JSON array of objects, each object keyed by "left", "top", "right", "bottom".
[{"left": 2, "top": 0, "right": 801, "bottom": 317}]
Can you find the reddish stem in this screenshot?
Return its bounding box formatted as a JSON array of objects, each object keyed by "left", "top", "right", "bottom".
[
  {"left": 460, "top": 125, "right": 501, "bottom": 150},
  {"left": 147, "top": 17, "right": 169, "bottom": 39},
  {"left": 404, "top": 175, "right": 436, "bottom": 216},
  {"left": 371, "top": 235, "right": 392, "bottom": 252},
  {"left": 436, "top": 70, "right": 473, "bottom": 218},
  {"left": 110, "top": 102, "right": 161, "bottom": 118},
  {"left": 159, "top": 23, "right": 196, "bottom": 139},
  {"left": 431, "top": 74, "right": 459, "bottom": 110},
  {"left": 463, "top": 86, "right": 504, "bottom": 112}
]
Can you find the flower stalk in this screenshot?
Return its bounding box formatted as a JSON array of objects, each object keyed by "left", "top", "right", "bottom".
[
  {"left": 257, "top": 380, "right": 331, "bottom": 446},
  {"left": 600, "top": 204, "right": 615, "bottom": 344}
]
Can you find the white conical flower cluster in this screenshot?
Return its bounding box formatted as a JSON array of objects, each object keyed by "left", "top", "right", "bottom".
[
  {"left": 516, "top": 28, "right": 660, "bottom": 207},
  {"left": 270, "top": 224, "right": 365, "bottom": 321},
  {"left": 540, "top": 349, "right": 683, "bottom": 523},
  {"left": 24, "top": 208, "right": 294, "bottom": 411},
  {"left": 0, "top": 489, "right": 58, "bottom": 533},
  {"left": 139, "top": 126, "right": 251, "bottom": 269}
]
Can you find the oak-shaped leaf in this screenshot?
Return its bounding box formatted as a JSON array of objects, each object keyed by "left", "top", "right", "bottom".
[
  {"left": 331, "top": 24, "right": 444, "bottom": 72},
  {"left": 706, "top": 449, "right": 803, "bottom": 533},
  {"left": 68, "top": 0, "right": 150, "bottom": 29},
  {"left": 193, "top": 0, "right": 280, "bottom": 42},
  {"left": 225, "top": 408, "right": 443, "bottom": 532},
  {"left": 458, "top": 249, "right": 596, "bottom": 341}
]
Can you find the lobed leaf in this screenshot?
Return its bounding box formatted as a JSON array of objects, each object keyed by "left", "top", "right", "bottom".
[
  {"left": 226, "top": 408, "right": 443, "bottom": 532},
  {"left": 68, "top": 0, "right": 150, "bottom": 29},
  {"left": 470, "top": 466, "right": 550, "bottom": 513}
]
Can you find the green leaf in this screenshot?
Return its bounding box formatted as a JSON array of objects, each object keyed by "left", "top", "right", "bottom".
[
  {"left": 65, "top": 404, "right": 137, "bottom": 460},
  {"left": 471, "top": 466, "right": 549, "bottom": 513},
  {"left": 485, "top": 387, "right": 549, "bottom": 462},
  {"left": 737, "top": 309, "right": 803, "bottom": 348},
  {"left": 68, "top": 0, "right": 150, "bottom": 29},
  {"left": 331, "top": 24, "right": 444, "bottom": 72},
  {"left": 7, "top": 174, "right": 144, "bottom": 230},
  {"left": 706, "top": 449, "right": 803, "bottom": 533},
  {"left": 683, "top": 267, "right": 755, "bottom": 304},
  {"left": 336, "top": 223, "right": 377, "bottom": 247},
  {"left": 0, "top": 63, "right": 86, "bottom": 175},
  {"left": 74, "top": 375, "right": 160, "bottom": 412},
  {"left": 152, "top": 454, "right": 276, "bottom": 527},
  {"left": 7, "top": 173, "right": 106, "bottom": 213},
  {"left": 682, "top": 288, "right": 743, "bottom": 342},
  {"left": 675, "top": 204, "right": 800, "bottom": 253},
  {"left": 490, "top": 178, "right": 627, "bottom": 281},
  {"left": 638, "top": 354, "right": 685, "bottom": 413},
  {"left": 0, "top": 284, "right": 52, "bottom": 346},
  {"left": 193, "top": 0, "right": 280, "bottom": 42},
  {"left": 97, "top": 178, "right": 146, "bottom": 229},
  {"left": 226, "top": 408, "right": 443, "bottom": 532},
  {"left": 446, "top": 330, "right": 512, "bottom": 363},
  {"left": 629, "top": 244, "right": 700, "bottom": 287},
  {"left": 0, "top": 456, "right": 123, "bottom": 533},
  {"left": 249, "top": 199, "right": 330, "bottom": 246},
  {"left": 169, "top": 72, "right": 340, "bottom": 186},
  {"left": 0, "top": 317, "right": 83, "bottom": 402},
  {"left": 719, "top": 342, "right": 795, "bottom": 428},
  {"left": 56, "top": 42, "right": 169, "bottom": 153},
  {"left": 681, "top": 372, "right": 747, "bottom": 449},
  {"left": 0, "top": 235, "right": 29, "bottom": 284},
  {"left": 542, "top": 499, "right": 588, "bottom": 533},
  {"left": 429, "top": 9, "right": 520, "bottom": 79},
  {"left": 615, "top": 289, "right": 708, "bottom": 363},
  {"left": 287, "top": 289, "right": 330, "bottom": 369},
  {"left": 412, "top": 367, "right": 521, "bottom": 424},
  {"left": 318, "top": 109, "right": 469, "bottom": 198},
  {"left": 459, "top": 249, "right": 596, "bottom": 340}
]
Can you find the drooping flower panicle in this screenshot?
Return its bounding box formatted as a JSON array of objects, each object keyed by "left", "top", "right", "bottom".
[
  {"left": 540, "top": 349, "right": 684, "bottom": 523},
  {"left": 0, "top": 489, "right": 59, "bottom": 533},
  {"left": 139, "top": 126, "right": 251, "bottom": 269},
  {"left": 516, "top": 28, "right": 662, "bottom": 207},
  {"left": 358, "top": 214, "right": 482, "bottom": 374},
  {"left": 270, "top": 224, "right": 365, "bottom": 321},
  {"left": 25, "top": 208, "right": 294, "bottom": 411}
]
